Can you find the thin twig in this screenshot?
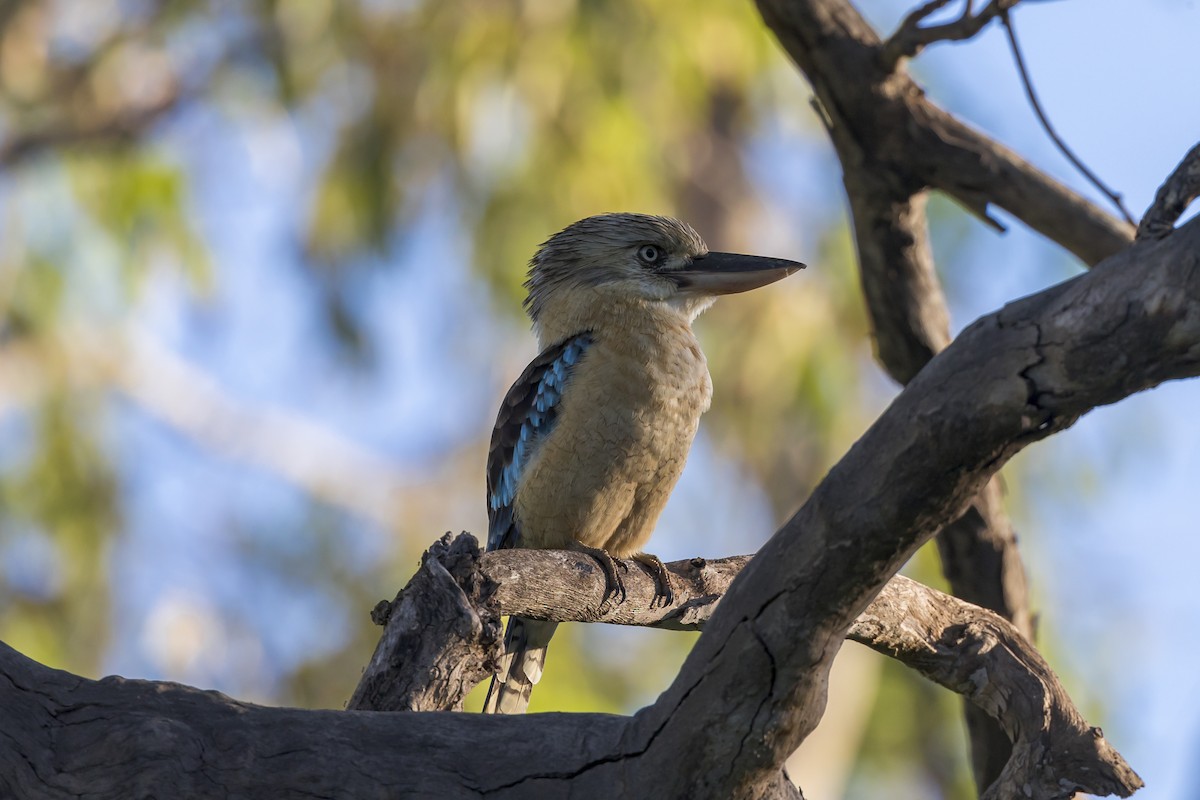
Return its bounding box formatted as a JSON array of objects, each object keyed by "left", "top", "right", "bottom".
[
  {"left": 883, "top": 0, "right": 1018, "bottom": 69},
  {"left": 1000, "top": 11, "right": 1136, "bottom": 225}
]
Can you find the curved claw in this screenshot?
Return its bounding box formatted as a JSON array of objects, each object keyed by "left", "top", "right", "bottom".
[
  {"left": 572, "top": 543, "right": 626, "bottom": 607},
  {"left": 632, "top": 552, "right": 674, "bottom": 607}
]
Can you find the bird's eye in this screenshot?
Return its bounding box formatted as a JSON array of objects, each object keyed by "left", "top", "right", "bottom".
[{"left": 637, "top": 244, "right": 662, "bottom": 265}]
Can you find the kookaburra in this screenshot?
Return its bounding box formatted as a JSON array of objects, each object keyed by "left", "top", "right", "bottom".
[{"left": 483, "top": 213, "right": 803, "bottom": 714}]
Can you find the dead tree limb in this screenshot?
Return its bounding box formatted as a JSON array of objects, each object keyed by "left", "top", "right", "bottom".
[
  {"left": 351, "top": 531, "right": 1139, "bottom": 800},
  {"left": 1138, "top": 141, "right": 1200, "bottom": 240},
  {"left": 757, "top": 0, "right": 1134, "bottom": 268},
  {"left": 0, "top": 639, "right": 635, "bottom": 800},
  {"left": 788, "top": 0, "right": 1047, "bottom": 784},
  {"left": 348, "top": 533, "right": 503, "bottom": 712},
  {"left": 849, "top": 575, "right": 1141, "bottom": 800},
  {"left": 883, "top": 0, "right": 1020, "bottom": 69}
]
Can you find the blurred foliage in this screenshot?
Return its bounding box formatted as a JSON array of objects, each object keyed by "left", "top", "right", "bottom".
[{"left": 0, "top": 0, "right": 985, "bottom": 795}]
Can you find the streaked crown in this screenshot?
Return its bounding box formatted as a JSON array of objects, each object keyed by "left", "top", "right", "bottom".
[{"left": 524, "top": 213, "right": 707, "bottom": 323}]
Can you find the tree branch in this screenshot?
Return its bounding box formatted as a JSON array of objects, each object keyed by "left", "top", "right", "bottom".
[
  {"left": 999, "top": 11, "right": 1135, "bottom": 225},
  {"left": 1137, "top": 141, "right": 1200, "bottom": 240},
  {"left": 824, "top": 32, "right": 1035, "bottom": 787},
  {"left": 883, "top": 0, "right": 1020, "bottom": 70},
  {"left": 757, "top": 0, "right": 1134, "bottom": 267},
  {"left": 348, "top": 532, "right": 502, "bottom": 713},
  {"left": 356, "top": 533, "right": 1131, "bottom": 800},
  {"left": 0, "top": 639, "right": 637, "bottom": 800},
  {"left": 849, "top": 575, "right": 1142, "bottom": 799}
]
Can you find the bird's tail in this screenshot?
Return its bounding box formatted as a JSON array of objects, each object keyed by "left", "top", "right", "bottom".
[{"left": 482, "top": 616, "right": 558, "bottom": 714}]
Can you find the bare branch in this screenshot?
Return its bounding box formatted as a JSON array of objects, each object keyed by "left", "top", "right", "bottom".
[
  {"left": 348, "top": 533, "right": 1139, "bottom": 797},
  {"left": 882, "top": 0, "right": 1136, "bottom": 226},
  {"left": 1137, "top": 141, "right": 1200, "bottom": 240},
  {"left": 758, "top": 0, "right": 1134, "bottom": 268},
  {"left": 348, "top": 533, "right": 502, "bottom": 713},
  {"left": 0, "top": 639, "right": 638, "bottom": 800},
  {"left": 884, "top": 0, "right": 1019, "bottom": 70},
  {"left": 839, "top": 141, "right": 1033, "bottom": 786},
  {"left": 850, "top": 576, "right": 1143, "bottom": 799}
]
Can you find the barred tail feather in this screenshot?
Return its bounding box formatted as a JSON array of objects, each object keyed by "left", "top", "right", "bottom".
[{"left": 483, "top": 617, "right": 558, "bottom": 714}]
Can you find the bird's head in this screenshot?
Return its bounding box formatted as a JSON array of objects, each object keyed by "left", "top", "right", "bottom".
[{"left": 524, "top": 213, "right": 803, "bottom": 341}]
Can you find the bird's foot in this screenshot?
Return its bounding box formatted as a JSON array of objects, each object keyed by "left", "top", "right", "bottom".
[
  {"left": 632, "top": 552, "right": 675, "bottom": 607},
  {"left": 571, "top": 543, "right": 627, "bottom": 608}
]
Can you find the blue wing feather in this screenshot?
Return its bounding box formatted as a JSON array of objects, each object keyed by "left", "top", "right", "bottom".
[{"left": 486, "top": 334, "right": 593, "bottom": 552}]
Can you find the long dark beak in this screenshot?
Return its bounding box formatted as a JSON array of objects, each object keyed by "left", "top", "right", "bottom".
[{"left": 667, "top": 251, "right": 805, "bottom": 296}]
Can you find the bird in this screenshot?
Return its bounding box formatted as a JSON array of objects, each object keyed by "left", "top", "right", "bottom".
[{"left": 482, "top": 213, "right": 803, "bottom": 714}]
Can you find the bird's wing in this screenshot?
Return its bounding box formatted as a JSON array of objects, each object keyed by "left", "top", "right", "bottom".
[{"left": 486, "top": 333, "right": 593, "bottom": 552}]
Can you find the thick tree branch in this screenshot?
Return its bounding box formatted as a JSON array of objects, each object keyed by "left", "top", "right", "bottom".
[
  {"left": 0, "top": 640, "right": 637, "bottom": 800},
  {"left": 850, "top": 576, "right": 1142, "bottom": 799}
]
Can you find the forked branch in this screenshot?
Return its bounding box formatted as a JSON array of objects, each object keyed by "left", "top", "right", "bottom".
[
  {"left": 883, "top": 0, "right": 1020, "bottom": 69},
  {"left": 349, "top": 533, "right": 1141, "bottom": 798}
]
